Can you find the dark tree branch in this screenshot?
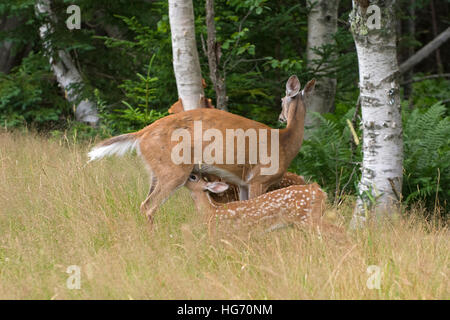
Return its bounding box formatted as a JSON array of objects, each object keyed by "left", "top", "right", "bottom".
[
  {"left": 399, "top": 27, "right": 450, "bottom": 74},
  {"left": 401, "top": 73, "right": 450, "bottom": 85},
  {"left": 222, "top": 8, "right": 252, "bottom": 73},
  {"left": 200, "top": 33, "right": 207, "bottom": 57}
]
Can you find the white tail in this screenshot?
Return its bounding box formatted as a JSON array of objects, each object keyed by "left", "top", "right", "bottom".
[
  {"left": 88, "top": 76, "right": 315, "bottom": 223},
  {"left": 87, "top": 134, "right": 139, "bottom": 162}
]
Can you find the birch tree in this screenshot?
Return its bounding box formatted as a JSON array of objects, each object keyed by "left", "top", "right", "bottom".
[
  {"left": 35, "top": 0, "right": 99, "bottom": 126},
  {"left": 306, "top": 0, "right": 339, "bottom": 129},
  {"left": 349, "top": 0, "right": 403, "bottom": 228},
  {"left": 168, "top": 0, "right": 204, "bottom": 111}
]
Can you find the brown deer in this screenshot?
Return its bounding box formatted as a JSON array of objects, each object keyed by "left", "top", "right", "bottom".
[
  {"left": 167, "top": 92, "right": 307, "bottom": 203},
  {"left": 168, "top": 97, "right": 214, "bottom": 114},
  {"left": 209, "top": 171, "right": 306, "bottom": 203},
  {"left": 184, "top": 173, "right": 342, "bottom": 236},
  {"left": 88, "top": 75, "right": 315, "bottom": 222},
  {"left": 168, "top": 78, "right": 214, "bottom": 114}
]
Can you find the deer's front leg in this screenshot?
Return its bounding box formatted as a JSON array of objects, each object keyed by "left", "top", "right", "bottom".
[
  {"left": 246, "top": 166, "right": 284, "bottom": 199},
  {"left": 239, "top": 186, "right": 249, "bottom": 201},
  {"left": 248, "top": 183, "right": 267, "bottom": 199}
]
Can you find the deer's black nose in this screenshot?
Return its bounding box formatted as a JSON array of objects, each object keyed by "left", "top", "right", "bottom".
[{"left": 278, "top": 114, "right": 287, "bottom": 123}]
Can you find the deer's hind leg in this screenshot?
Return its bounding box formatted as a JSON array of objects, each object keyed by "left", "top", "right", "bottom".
[
  {"left": 140, "top": 164, "right": 194, "bottom": 223},
  {"left": 147, "top": 174, "right": 158, "bottom": 197}
]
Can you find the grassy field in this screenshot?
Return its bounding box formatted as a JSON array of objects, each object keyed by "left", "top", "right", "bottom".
[{"left": 0, "top": 131, "right": 448, "bottom": 299}]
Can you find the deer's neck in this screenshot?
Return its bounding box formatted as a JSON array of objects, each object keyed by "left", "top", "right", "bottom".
[
  {"left": 192, "top": 191, "right": 220, "bottom": 217},
  {"left": 280, "top": 99, "right": 306, "bottom": 162}
]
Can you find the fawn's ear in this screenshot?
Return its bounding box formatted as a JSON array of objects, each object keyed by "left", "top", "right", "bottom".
[
  {"left": 301, "top": 79, "right": 316, "bottom": 100},
  {"left": 205, "top": 182, "right": 229, "bottom": 194},
  {"left": 286, "top": 75, "right": 301, "bottom": 98}
]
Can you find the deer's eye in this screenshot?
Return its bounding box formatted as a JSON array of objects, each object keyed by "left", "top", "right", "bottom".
[{"left": 188, "top": 174, "right": 198, "bottom": 182}]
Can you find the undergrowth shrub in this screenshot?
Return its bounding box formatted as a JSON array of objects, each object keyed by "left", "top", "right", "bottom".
[
  {"left": 0, "top": 52, "right": 67, "bottom": 129},
  {"left": 290, "top": 100, "right": 449, "bottom": 215}
]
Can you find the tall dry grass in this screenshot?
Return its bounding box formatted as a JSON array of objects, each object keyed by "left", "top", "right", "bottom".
[{"left": 0, "top": 131, "right": 448, "bottom": 299}]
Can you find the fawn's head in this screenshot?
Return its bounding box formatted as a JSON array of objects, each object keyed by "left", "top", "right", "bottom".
[
  {"left": 279, "top": 76, "right": 316, "bottom": 123},
  {"left": 185, "top": 173, "right": 229, "bottom": 201}
]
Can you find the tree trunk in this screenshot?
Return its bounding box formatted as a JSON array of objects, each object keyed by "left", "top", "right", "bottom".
[
  {"left": 205, "top": 0, "right": 227, "bottom": 111},
  {"left": 306, "top": 0, "right": 339, "bottom": 130},
  {"left": 168, "top": 0, "right": 204, "bottom": 111},
  {"left": 429, "top": 0, "right": 443, "bottom": 74},
  {"left": 403, "top": 0, "right": 415, "bottom": 101},
  {"left": 349, "top": 0, "right": 403, "bottom": 228},
  {"left": 35, "top": 0, "right": 99, "bottom": 126},
  {"left": 0, "top": 14, "right": 22, "bottom": 74}
]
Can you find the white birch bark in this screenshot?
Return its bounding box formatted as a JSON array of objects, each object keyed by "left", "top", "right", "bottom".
[
  {"left": 35, "top": 0, "right": 99, "bottom": 126},
  {"left": 306, "top": 0, "right": 339, "bottom": 130},
  {"left": 349, "top": 0, "right": 403, "bottom": 228},
  {"left": 168, "top": 0, "right": 204, "bottom": 110}
]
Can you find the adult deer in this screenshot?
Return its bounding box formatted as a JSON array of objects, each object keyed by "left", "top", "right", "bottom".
[
  {"left": 88, "top": 75, "right": 315, "bottom": 222},
  {"left": 168, "top": 97, "right": 214, "bottom": 114},
  {"left": 168, "top": 78, "right": 214, "bottom": 114},
  {"left": 167, "top": 90, "right": 307, "bottom": 203},
  {"left": 184, "top": 173, "right": 342, "bottom": 236}
]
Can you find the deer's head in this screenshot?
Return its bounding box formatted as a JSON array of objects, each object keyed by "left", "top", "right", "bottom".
[
  {"left": 186, "top": 173, "right": 229, "bottom": 198},
  {"left": 279, "top": 76, "right": 315, "bottom": 123}
]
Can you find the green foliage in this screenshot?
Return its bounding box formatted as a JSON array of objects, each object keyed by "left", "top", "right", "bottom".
[
  {"left": 1, "top": 0, "right": 449, "bottom": 215},
  {"left": 95, "top": 50, "right": 166, "bottom": 133},
  {"left": 0, "top": 52, "right": 67, "bottom": 129},
  {"left": 403, "top": 102, "right": 449, "bottom": 210},
  {"left": 290, "top": 107, "right": 361, "bottom": 203},
  {"left": 104, "top": 101, "right": 166, "bottom": 134},
  {"left": 290, "top": 99, "right": 449, "bottom": 214},
  {"left": 408, "top": 76, "right": 450, "bottom": 108},
  {"left": 119, "top": 55, "right": 158, "bottom": 111},
  {"left": 93, "top": 13, "right": 174, "bottom": 134},
  {"left": 1, "top": 0, "right": 356, "bottom": 130},
  {"left": 0, "top": 0, "right": 39, "bottom": 47}
]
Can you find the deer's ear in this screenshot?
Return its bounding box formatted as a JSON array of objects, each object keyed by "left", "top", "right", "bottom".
[
  {"left": 301, "top": 79, "right": 316, "bottom": 99},
  {"left": 286, "top": 75, "right": 301, "bottom": 98},
  {"left": 206, "top": 182, "right": 229, "bottom": 194}
]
